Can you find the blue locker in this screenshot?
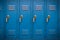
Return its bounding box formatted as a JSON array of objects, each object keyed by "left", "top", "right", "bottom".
[
  {"left": 33, "top": 0, "right": 45, "bottom": 40},
  {"left": 5, "top": 0, "right": 18, "bottom": 40},
  {"left": 0, "top": 0, "right": 5, "bottom": 40},
  {"left": 19, "top": 0, "right": 32, "bottom": 40},
  {"left": 58, "top": 0, "right": 60, "bottom": 40},
  {"left": 46, "top": 0, "right": 58, "bottom": 40}
]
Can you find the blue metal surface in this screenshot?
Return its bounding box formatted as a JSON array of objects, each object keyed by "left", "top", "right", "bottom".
[
  {"left": 46, "top": 0, "right": 58, "bottom": 40},
  {"left": 19, "top": 0, "right": 32, "bottom": 40},
  {"left": 0, "top": 0, "right": 5, "bottom": 40},
  {"left": 33, "top": 0, "right": 45, "bottom": 40},
  {"left": 5, "top": 0, "right": 18, "bottom": 40},
  {"left": 58, "top": 0, "right": 60, "bottom": 40},
  {"left": 0, "top": 0, "right": 60, "bottom": 40}
]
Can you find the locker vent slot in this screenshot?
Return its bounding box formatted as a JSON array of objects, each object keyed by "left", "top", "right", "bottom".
[
  {"left": 8, "top": 30, "right": 16, "bottom": 35},
  {"left": 48, "top": 29, "right": 56, "bottom": 34},
  {"left": 7, "top": 0, "right": 16, "bottom": 2},
  {"left": 49, "top": 5, "right": 56, "bottom": 10},
  {"left": 34, "top": 0, "right": 44, "bottom": 2},
  {"left": 48, "top": 0, "right": 56, "bottom": 2},
  {"left": 35, "top": 29, "right": 42, "bottom": 34},
  {"left": 8, "top": 5, "right": 15, "bottom": 11},
  {"left": 22, "top": 29, "right": 28, "bottom": 34},
  {"left": 20, "top": 0, "right": 30, "bottom": 2}
]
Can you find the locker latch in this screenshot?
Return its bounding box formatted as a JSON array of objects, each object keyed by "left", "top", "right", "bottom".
[
  {"left": 46, "top": 15, "right": 50, "bottom": 22},
  {"left": 19, "top": 15, "right": 23, "bottom": 22},
  {"left": 33, "top": 15, "right": 36, "bottom": 22},
  {"left": 6, "top": 15, "right": 10, "bottom": 23}
]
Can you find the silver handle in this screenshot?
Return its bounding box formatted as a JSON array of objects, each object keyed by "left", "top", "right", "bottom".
[
  {"left": 19, "top": 15, "right": 23, "bottom": 22},
  {"left": 33, "top": 15, "right": 36, "bottom": 22},
  {"left": 6, "top": 15, "right": 10, "bottom": 23},
  {"left": 46, "top": 15, "right": 50, "bottom": 22}
]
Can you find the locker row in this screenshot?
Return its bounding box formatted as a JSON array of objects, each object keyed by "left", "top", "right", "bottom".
[{"left": 0, "top": 0, "right": 60, "bottom": 40}]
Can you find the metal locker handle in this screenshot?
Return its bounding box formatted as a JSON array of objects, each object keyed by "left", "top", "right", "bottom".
[
  {"left": 33, "top": 15, "right": 36, "bottom": 22},
  {"left": 6, "top": 15, "right": 10, "bottom": 23},
  {"left": 46, "top": 15, "right": 50, "bottom": 22},
  {"left": 19, "top": 15, "right": 23, "bottom": 22}
]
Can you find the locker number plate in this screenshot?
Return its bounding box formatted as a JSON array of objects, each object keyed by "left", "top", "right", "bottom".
[
  {"left": 35, "top": 5, "right": 43, "bottom": 11},
  {"left": 8, "top": 5, "right": 15, "bottom": 10},
  {"left": 49, "top": 5, "right": 56, "bottom": 10},
  {"left": 22, "top": 5, "right": 29, "bottom": 11}
]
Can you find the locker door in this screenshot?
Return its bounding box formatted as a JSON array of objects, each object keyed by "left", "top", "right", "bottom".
[
  {"left": 46, "top": 0, "right": 58, "bottom": 40},
  {"left": 5, "top": 0, "right": 18, "bottom": 40},
  {"left": 0, "top": 0, "right": 4, "bottom": 40},
  {"left": 19, "top": 0, "right": 32, "bottom": 40},
  {"left": 33, "top": 0, "right": 45, "bottom": 40},
  {"left": 58, "top": 0, "right": 60, "bottom": 40}
]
